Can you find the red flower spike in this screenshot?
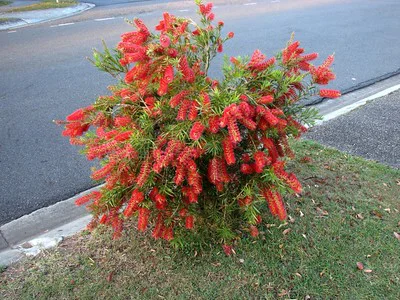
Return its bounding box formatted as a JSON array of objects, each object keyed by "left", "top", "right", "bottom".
[
  {"left": 189, "top": 122, "right": 205, "bottom": 141},
  {"left": 302, "top": 52, "right": 318, "bottom": 61},
  {"left": 176, "top": 99, "right": 191, "bottom": 120},
  {"left": 75, "top": 191, "right": 102, "bottom": 206},
  {"left": 66, "top": 109, "right": 85, "bottom": 121},
  {"left": 322, "top": 54, "right": 334, "bottom": 68},
  {"left": 208, "top": 116, "right": 220, "bottom": 133},
  {"left": 257, "top": 95, "right": 274, "bottom": 105},
  {"left": 222, "top": 137, "right": 236, "bottom": 165},
  {"left": 222, "top": 244, "right": 233, "bottom": 256},
  {"left": 240, "top": 163, "right": 254, "bottom": 175},
  {"left": 137, "top": 207, "right": 150, "bottom": 231},
  {"left": 208, "top": 157, "right": 220, "bottom": 184},
  {"left": 319, "top": 89, "right": 341, "bottom": 98},
  {"left": 179, "top": 56, "right": 195, "bottom": 83},
  {"left": 91, "top": 161, "right": 116, "bottom": 181},
  {"left": 160, "top": 34, "right": 170, "bottom": 48},
  {"left": 162, "top": 226, "right": 174, "bottom": 241},
  {"left": 228, "top": 31, "right": 234, "bottom": 38},
  {"left": 227, "top": 117, "right": 241, "bottom": 144},
  {"left": 152, "top": 213, "right": 164, "bottom": 239},
  {"left": 136, "top": 159, "right": 151, "bottom": 187},
  {"left": 187, "top": 101, "right": 199, "bottom": 121},
  {"left": 238, "top": 196, "right": 252, "bottom": 207},
  {"left": 185, "top": 215, "right": 194, "bottom": 229},
  {"left": 114, "top": 131, "right": 132, "bottom": 142},
  {"left": 250, "top": 226, "right": 259, "bottom": 237},
  {"left": 114, "top": 116, "right": 131, "bottom": 127},
  {"left": 170, "top": 90, "right": 189, "bottom": 108},
  {"left": 124, "top": 189, "right": 145, "bottom": 217}
]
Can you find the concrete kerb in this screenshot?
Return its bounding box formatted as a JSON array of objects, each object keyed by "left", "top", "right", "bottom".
[
  {"left": 0, "top": 185, "right": 101, "bottom": 266},
  {"left": 0, "top": 2, "right": 95, "bottom": 31}
]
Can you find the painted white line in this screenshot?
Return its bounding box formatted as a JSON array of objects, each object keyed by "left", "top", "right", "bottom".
[
  {"left": 50, "top": 22, "right": 75, "bottom": 27},
  {"left": 244, "top": 2, "right": 257, "bottom": 5},
  {"left": 7, "top": 30, "right": 17, "bottom": 33},
  {"left": 317, "top": 84, "right": 400, "bottom": 125},
  {"left": 94, "top": 17, "right": 115, "bottom": 22},
  {"left": 271, "top": 0, "right": 280, "bottom": 3},
  {"left": 178, "top": 9, "right": 189, "bottom": 12}
]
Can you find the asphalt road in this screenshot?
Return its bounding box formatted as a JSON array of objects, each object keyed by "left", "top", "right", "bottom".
[
  {"left": 1, "top": 0, "right": 400, "bottom": 225},
  {"left": 306, "top": 90, "right": 400, "bottom": 169}
]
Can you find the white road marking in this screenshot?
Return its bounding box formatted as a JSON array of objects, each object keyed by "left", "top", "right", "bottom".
[
  {"left": 7, "top": 31, "right": 17, "bottom": 33},
  {"left": 178, "top": 9, "right": 189, "bottom": 12},
  {"left": 50, "top": 22, "right": 75, "bottom": 27},
  {"left": 94, "top": 17, "right": 115, "bottom": 22},
  {"left": 271, "top": 0, "right": 280, "bottom": 3},
  {"left": 244, "top": 2, "right": 257, "bottom": 5},
  {"left": 317, "top": 84, "right": 400, "bottom": 125}
]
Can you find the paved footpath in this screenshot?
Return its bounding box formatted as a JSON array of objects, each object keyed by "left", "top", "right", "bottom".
[{"left": 306, "top": 89, "right": 400, "bottom": 169}]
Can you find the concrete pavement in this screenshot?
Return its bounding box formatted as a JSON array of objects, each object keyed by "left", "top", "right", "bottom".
[{"left": 0, "top": 2, "right": 95, "bottom": 30}]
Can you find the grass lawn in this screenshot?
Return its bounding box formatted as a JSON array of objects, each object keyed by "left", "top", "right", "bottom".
[
  {"left": 1, "top": 140, "right": 399, "bottom": 299},
  {"left": 6, "top": 0, "right": 77, "bottom": 12},
  {"left": 0, "top": 1, "right": 11, "bottom": 7}
]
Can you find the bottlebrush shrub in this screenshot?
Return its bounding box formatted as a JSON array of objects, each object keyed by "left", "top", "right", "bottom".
[{"left": 59, "top": 1, "right": 340, "bottom": 250}]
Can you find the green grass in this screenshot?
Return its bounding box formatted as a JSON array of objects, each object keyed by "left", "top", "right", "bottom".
[
  {"left": 0, "top": 1, "right": 11, "bottom": 7},
  {"left": 1, "top": 140, "right": 399, "bottom": 299},
  {"left": 6, "top": 0, "right": 77, "bottom": 12}
]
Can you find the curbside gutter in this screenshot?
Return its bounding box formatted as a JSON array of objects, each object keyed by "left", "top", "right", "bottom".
[
  {"left": 0, "top": 185, "right": 101, "bottom": 266},
  {"left": 0, "top": 2, "right": 95, "bottom": 31}
]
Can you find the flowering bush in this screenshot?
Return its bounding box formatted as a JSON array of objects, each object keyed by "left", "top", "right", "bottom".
[{"left": 59, "top": 1, "right": 339, "bottom": 252}]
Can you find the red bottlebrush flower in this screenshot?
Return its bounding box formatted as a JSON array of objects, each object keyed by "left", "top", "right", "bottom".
[
  {"left": 230, "top": 56, "right": 240, "bottom": 66},
  {"left": 201, "top": 92, "right": 211, "bottom": 108},
  {"left": 222, "top": 244, "right": 233, "bottom": 256},
  {"left": 319, "top": 89, "right": 341, "bottom": 98},
  {"left": 66, "top": 108, "right": 85, "bottom": 121},
  {"left": 217, "top": 43, "right": 223, "bottom": 53},
  {"left": 157, "top": 78, "right": 169, "bottom": 96},
  {"left": 189, "top": 122, "right": 205, "bottom": 141},
  {"left": 255, "top": 215, "right": 262, "bottom": 224},
  {"left": 199, "top": 2, "right": 213, "bottom": 15},
  {"left": 222, "top": 137, "right": 236, "bottom": 165},
  {"left": 134, "top": 18, "right": 150, "bottom": 36},
  {"left": 114, "top": 131, "right": 132, "bottom": 142},
  {"left": 227, "top": 117, "right": 241, "bottom": 144},
  {"left": 208, "top": 157, "right": 220, "bottom": 184},
  {"left": 250, "top": 225, "right": 259, "bottom": 237},
  {"left": 162, "top": 226, "right": 174, "bottom": 241},
  {"left": 253, "top": 151, "right": 269, "bottom": 173},
  {"left": 136, "top": 159, "right": 151, "bottom": 187},
  {"left": 240, "top": 163, "right": 254, "bottom": 175},
  {"left": 218, "top": 21, "right": 224, "bottom": 27},
  {"left": 282, "top": 41, "right": 301, "bottom": 63},
  {"left": 154, "top": 193, "right": 167, "bottom": 210},
  {"left": 261, "top": 137, "right": 279, "bottom": 163},
  {"left": 176, "top": 99, "right": 191, "bottom": 121},
  {"left": 208, "top": 116, "right": 220, "bottom": 133},
  {"left": 262, "top": 189, "right": 287, "bottom": 220},
  {"left": 298, "top": 61, "right": 311, "bottom": 71},
  {"left": 242, "top": 153, "right": 251, "bottom": 163},
  {"left": 99, "top": 214, "right": 108, "bottom": 224},
  {"left": 257, "top": 95, "right": 274, "bottom": 105},
  {"left": 152, "top": 214, "right": 164, "bottom": 239},
  {"left": 167, "top": 48, "right": 178, "bottom": 57},
  {"left": 124, "top": 189, "right": 145, "bottom": 217},
  {"left": 207, "top": 13, "right": 215, "bottom": 21},
  {"left": 322, "top": 54, "right": 334, "bottom": 68},
  {"left": 75, "top": 191, "right": 102, "bottom": 206},
  {"left": 286, "top": 173, "right": 302, "bottom": 193},
  {"left": 170, "top": 90, "right": 189, "bottom": 108},
  {"left": 249, "top": 49, "right": 266, "bottom": 67},
  {"left": 164, "top": 65, "right": 174, "bottom": 83},
  {"left": 62, "top": 122, "right": 89, "bottom": 138},
  {"left": 179, "top": 56, "right": 195, "bottom": 83},
  {"left": 137, "top": 207, "right": 150, "bottom": 232},
  {"left": 114, "top": 116, "right": 131, "bottom": 127},
  {"left": 185, "top": 215, "right": 194, "bottom": 229},
  {"left": 187, "top": 101, "right": 199, "bottom": 121},
  {"left": 160, "top": 34, "right": 170, "bottom": 48},
  {"left": 302, "top": 52, "right": 318, "bottom": 61},
  {"left": 91, "top": 161, "right": 116, "bottom": 180},
  {"left": 228, "top": 31, "right": 234, "bottom": 38},
  {"left": 310, "top": 65, "right": 336, "bottom": 85},
  {"left": 238, "top": 196, "right": 252, "bottom": 207},
  {"left": 192, "top": 28, "right": 201, "bottom": 36}
]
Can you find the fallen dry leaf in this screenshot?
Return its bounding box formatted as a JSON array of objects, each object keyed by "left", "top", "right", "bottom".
[
  {"left": 288, "top": 215, "right": 295, "bottom": 223},
  {"left": 283, "top": 228, "right": 292, "bottom": 235},
  {"left": 371, "top": 210, "right": 383, "bottom": 219},
  {"left": 107, "top": 271, "right": 114, "bottom": 282},
  {"left": 299, "top": 210, "right": 304, "bottom": 217},
  {"left": 384, "top": 208, "right": 391, "bottom": 213},
  {"left": 239, "top": 258, "right": 244, "bottom": 264},
  {"left": 364, "top": 269, "right": 373, "bottom": 273},
  {"left": 278, "top": 289, "right": 289, "bottom": 297},
  {"left": 383, "top": 183, "right": 388, "bottom": 187},
  {"left": 316, "top": 207, "right": 329, "bottom": 216},
  {"left": 295, "top": 272, "right": 302, "bottom": 278},
  {"left": 356, "top": 213, "right": 364, "bottom": 220},
  {"left": 394, "top": 232, "right": 400, "bottom": 240},
  {"left": 356, "top": 262, "right": 364, "bottom": 270}
]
